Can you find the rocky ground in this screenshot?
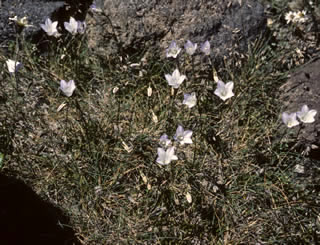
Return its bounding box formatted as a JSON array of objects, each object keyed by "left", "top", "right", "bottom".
[{"left": 0, "top": 0, "right": 320, "bottom": 244}]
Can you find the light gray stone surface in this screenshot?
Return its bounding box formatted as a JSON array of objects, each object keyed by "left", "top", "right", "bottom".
[
  {"left": 0, "top": 0, "right": 65, "bottom": 45},
  {"left": 86, "top": 0, "right": 266, "bottom": 63},
  {"left": 280, "top": 59, "right": 320, "bottom": 150}
]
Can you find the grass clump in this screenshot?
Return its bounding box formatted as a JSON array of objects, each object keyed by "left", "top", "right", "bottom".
[{"left": 1, "top": 1, "right": 320, "bottom": 244}]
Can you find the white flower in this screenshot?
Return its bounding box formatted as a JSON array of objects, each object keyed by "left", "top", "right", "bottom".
[
  {"left": 286, "top": 10, "right": 308, "bottom": 24},
  {"left": 214, "top": 80, "right": 234, "bottom": 101},
  {"left": 9, "top": 16, "right": 33, "bottom": 28},
  {"left": 282, "top": 112, "right": 300, "bottom": 128},
  {"left": 60, "top": 80, "right": 76, "bottom": 97},
  {"left": 184, "top": 40, "right": 197, "bottom": 56},
  {"left": 166, "top": 41, "right": 181, "bottom": 58},
  {"left": 40, "top": 18, "right": 60, "bottom": 37},
  {"left": 174, "top": 125, "right": 193, "bottom": 145},
  {"left": 77, "top": 21, "right": 86, "bottom": 34},
  {"left": 200, "top": 40, "right": 210, "bottom": 56},
  {"left": 156, "top": 147, "right": 178, "bottom": 165},
  {"left": 183, "top": 92, "right": 197, "bottom": 108},
  {"left": 285, "top": 11, "right": 296, "bottom": 24},
  {"left": 297, "top": 105, "right": 317, "bottom": 123},
  {"left": 6, "top": 59, "right": 21, "bottom": 73},
  {"left": 64, "top": 17, "right": 78, "bottom": 35},
  {"left": 9, "top": 16, "right": 19, "bottom": 22},
  {"left": 159, "top": 134, "right": 171, "bottom": 148},
  {"left": 294, "top": 10, "right": 307, "bottom": 23},
  {"left": 165, "top": 69, "right": 186, "bottom": 89}
]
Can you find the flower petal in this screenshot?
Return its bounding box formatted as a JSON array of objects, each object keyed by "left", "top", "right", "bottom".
[
  {"left": 172, "top": 69, "right": 180, "bottom": 78},
  {"left": 156, "top": 147, "right": 166, "bottom": 165},
  {"left": 282, "top": 112, "right": 299, "bottom": 128},
  {"left": 167, "top": 147, "right": 178, "bottom": 161},
  {"left": 176, "top": 125, "right": 184, "bottom": 135},
  {"left": 226, "top": 82, "right": 234, "bottom": 90},
  {"left": 179, "top": 75, "right": 186, "bottom": 84},
  {"left": 52, "top": 21, "right": 58, "bottom": 28},
  {"left": 165, "top": 74, "right": 171, "bottom": 82},
  {"left": 184, "top": 130, "right": 192, "bottom": 138}
]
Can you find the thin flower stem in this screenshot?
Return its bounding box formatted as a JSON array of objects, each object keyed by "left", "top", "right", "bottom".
[
  {"left": 63, "top": 99, "right": 70, "bottom": 137},
  {"left": 129, "top": 98, "right": 136, "bottom": 136},
  {"left": 193, "top": 97, "right": 203, "bottom": 165},
  {"left": 13, "top": 31, "right": 21, "bottom": 97},
  {"left": 116, "top": 94, "right": 121, "bottom": 142},
  {"left": 192, "top": 113, "right": 198, "bottom": 165},
  {"left": 276, "top": 124, "right": 304, "bottom": 166},
  {"left": 295, "top": 124, "right": 303, "bottom": 140},
  {"left": 167, "top": 88, "right": 178, "bottom": 132},
  {"left": 75, "top": 36, "right": 83, "bottom": 78},
  {"left": 145, "top": 92, "right": 151, "bottom": 130},
  {"left": 277, "top": 128, "right": 288, "bottom": 147}
]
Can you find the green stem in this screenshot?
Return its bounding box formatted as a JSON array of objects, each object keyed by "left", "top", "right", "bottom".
[{"left": 167, "top": 88, "right": 177, "bottom": 132}]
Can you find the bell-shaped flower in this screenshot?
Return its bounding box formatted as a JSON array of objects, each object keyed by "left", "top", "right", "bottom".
[
  {"left": 166, "top": 41, "right": 181, "bottom": 58},
  {"left": 282, "top": 112, "right": 300, "bottom": 128},
  {"left": 6, "top": 59, "right": 22, "bottom": 73},
  {"left": 297, "top": 105, "right": 317, "bottom": 123},
  {"left": 60, "top": 80, "right": 76, "bottom": 97},
  {"left": 159, "top": 134, "right": 171, "bottom": 148},
  {"left": 200, "top": 40, "right": 211, "bottom": 56},
  {"left": 156, "top": 147, "right": 178, "bottom": 165},
  {"left": 184, "top": 40, "right": 197, "bottom": 56},
  {"left": 165, "top": 69, "right": 186, "bottom": 89},
  {"left": 214, "top": 80, "right": 234, "bottom": 101},
  {"left": 174, "top": 125, "right": 193, "bottom": 145},
  {"left": 64, "top": 17, "right": 78, "bottom": 35},
  {"left": 40, "top": 18, "right": 60, "bottom": 37},
  {"left": 183, "top": 92, "right": 197, "bottom": 108}
]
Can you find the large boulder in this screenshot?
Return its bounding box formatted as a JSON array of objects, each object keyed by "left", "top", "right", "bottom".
[
  {"left": 0, "top": 173, "right": 80, "bottom": 245},
  {"left": 86, "top": 0, "right": 266, "bottom": 62},
  {"left": 279, "top": 59, "right": 320, "bottom": 158}
]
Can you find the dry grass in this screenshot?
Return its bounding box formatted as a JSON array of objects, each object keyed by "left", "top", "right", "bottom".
[{"left": 1, "top": 0, "right": 320, "bottom": 244}]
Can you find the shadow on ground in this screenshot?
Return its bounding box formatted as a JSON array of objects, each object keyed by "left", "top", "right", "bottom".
[{"left": 0, "top": 173, "right": 80, "bottom": 245}]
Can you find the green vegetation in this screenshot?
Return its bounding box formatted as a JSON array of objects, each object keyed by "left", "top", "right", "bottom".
[{"left": 1, "top": 1, "right": 319, "bottom": 244}]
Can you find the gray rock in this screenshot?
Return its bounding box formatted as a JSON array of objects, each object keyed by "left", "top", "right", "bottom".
[
  {"left": 86, "top": 0, "right": 266, "bottom": 63},
  {"left": 279, "top": 59, "right": 320, "bottom": 156},
  {"left": 0, "top": 0, "right": 92, "bottom": 51},
  {"left": 0, "top": 0, "right": 65, "bottom": 45}
]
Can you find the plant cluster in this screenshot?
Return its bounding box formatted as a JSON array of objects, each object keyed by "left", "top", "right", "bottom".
[{"left": 1, "top": 1, "right": 320, "bottom": 244}]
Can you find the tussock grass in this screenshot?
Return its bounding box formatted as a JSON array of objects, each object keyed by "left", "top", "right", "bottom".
[{"left": 1, "top": 1, "right": 320, "bottom": 244}]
